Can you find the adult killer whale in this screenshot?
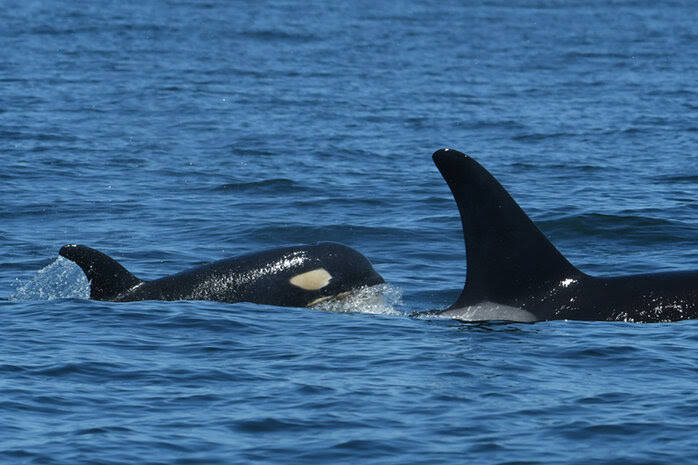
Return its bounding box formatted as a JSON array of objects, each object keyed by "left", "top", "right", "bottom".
[
  {"left": 59, "top": 243, "right": 384, "bottom": 308},
  {"left": 429, "top": 148, "right": 698, "bottom": 323}
]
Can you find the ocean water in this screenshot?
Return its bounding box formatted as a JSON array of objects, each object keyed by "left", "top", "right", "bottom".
[{"left": 2, "top": 1, "right": 698, "bottom": 463}]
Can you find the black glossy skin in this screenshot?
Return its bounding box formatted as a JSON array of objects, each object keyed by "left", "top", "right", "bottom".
[
  {"left": 433, "top": 148, "right": 698, "bottom": 323},
  {"left": 496, "top": 272, "right": 698, "bottom": 323},
  {"left": 59, "top": 243, "right": 384, "bottom": 308}
]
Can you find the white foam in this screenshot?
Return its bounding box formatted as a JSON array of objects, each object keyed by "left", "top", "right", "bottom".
[
  {"left": 310, "top": 284, "right": 403, "bottom": 316},
  {"left": 11, "top": 257, "right": 89, "bottom": 301}
]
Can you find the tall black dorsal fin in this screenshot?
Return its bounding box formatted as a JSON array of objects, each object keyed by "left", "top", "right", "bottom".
[
  {"left": 433, "top": 149, "right": 583, "bottom": 307},
  {"left": 59, "top": 244, "right": 143, "bottom": 300}
]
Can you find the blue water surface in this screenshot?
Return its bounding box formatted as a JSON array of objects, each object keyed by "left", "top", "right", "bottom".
[{"left": 2, "top": 1, "right": 698, "bottom": 464}]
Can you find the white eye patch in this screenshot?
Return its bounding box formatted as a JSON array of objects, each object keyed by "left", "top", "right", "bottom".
[{"left": 289, "top": 268, "right": 332, "bottom": 290}]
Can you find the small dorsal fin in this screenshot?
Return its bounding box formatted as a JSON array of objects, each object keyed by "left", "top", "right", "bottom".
[
  {"left": 432, "top": 149, "right": 583, "bottom": 307},
  {"left": 59, "top": 244, "right": 142, "bottom": 300}
]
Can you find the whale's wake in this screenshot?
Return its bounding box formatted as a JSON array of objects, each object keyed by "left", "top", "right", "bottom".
[
  {"left": 12, "top": 257, "right": 89, "bottom": 301},
  {"left": 311, "top": 283, "right": 403, "bottom": 316}
]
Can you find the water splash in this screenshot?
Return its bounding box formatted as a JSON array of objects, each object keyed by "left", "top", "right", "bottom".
[
  {"left": 12, "top": 257, "right": 89, "bottom": 301},
  {"left": 311, "top": 284, "right": 403, "bottom": 315}
]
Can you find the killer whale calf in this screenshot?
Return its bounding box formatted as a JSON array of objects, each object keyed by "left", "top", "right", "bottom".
[
  {"left": 429, "top": 148, "right": 698, "bottom": 323},
  {"left": 59, "top": 243, "right": 384, "bottom": 308}
]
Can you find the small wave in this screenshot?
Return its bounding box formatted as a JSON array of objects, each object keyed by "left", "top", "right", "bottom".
[
  {"left": 656, "top": 174, "right": 698, "bottom": 183},
  {"left": 543, "top": 212, "right": 676, "bottom": 229},
  {"left": 509, "top": 161, "right": 605, "bottom": 172},
  {"left": 564, "top": 51, "right": 630, "bottom": 60},
  {"left": 311, "top": 284, "right": 402, "bottom": 316},
  {"left": 240, "top": 30, "right": 319, "bottom": 43},
  {"left": 539, "top": 213, "right": 696, "bottom": 243},
  {"left": 512, "top": 131, "right": 577, "bottom": 142},
  {"left": 234, "top": 417, "right": 309, "bottom": 433},
  {"left": 11, "top": 257, "right": 89, "bottom": 301},
  {"left": 212, "top": 178, "right": 296, "bottom": 193}
]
